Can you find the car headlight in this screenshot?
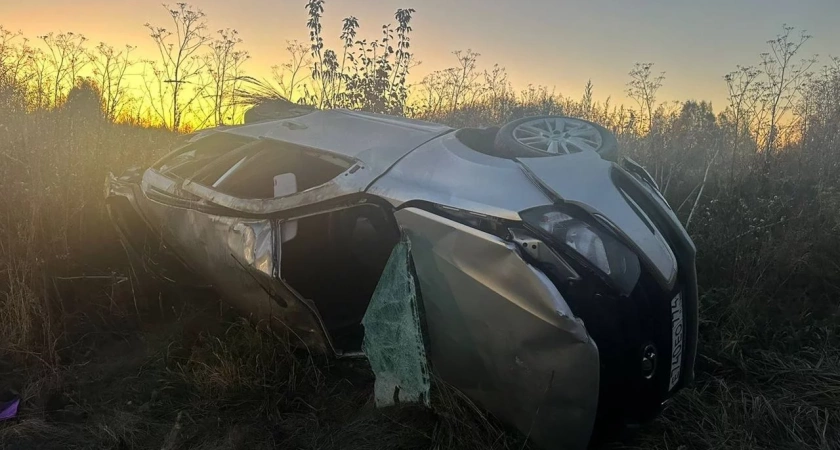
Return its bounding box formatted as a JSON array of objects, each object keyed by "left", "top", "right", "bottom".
[{"left": 521, "top": 206, "right": 641, "bottom": 295}]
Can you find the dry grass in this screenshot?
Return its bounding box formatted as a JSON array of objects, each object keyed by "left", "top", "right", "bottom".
[
  {"left": 1, "top": 299, "right": 533, "bottom": 450},
  {"left": 609, "top": 300, "right": 840, "bottom": 450},
  {"left": 0, "top": 99, "right": 177, "bottom": 367},
  {"left": 2, "top": 88, "right": 840, "bottom": 450}
]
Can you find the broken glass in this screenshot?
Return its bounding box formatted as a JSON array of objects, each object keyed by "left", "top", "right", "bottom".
[{"left": 361, "top": 233, "right": 430, "bottom": 407}]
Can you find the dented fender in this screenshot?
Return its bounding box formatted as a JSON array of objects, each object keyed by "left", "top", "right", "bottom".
[{"left": 394, "top": 207, "right": 600, "bottom": 450}]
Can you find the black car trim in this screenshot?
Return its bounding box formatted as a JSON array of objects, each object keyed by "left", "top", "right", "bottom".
[{"left": 610, "top": 165, "right": 698, "bottom": 389}]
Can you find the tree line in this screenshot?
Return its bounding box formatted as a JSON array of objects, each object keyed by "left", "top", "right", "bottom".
[{"left": 1, "top": 2, "right": 838, "bottom": 217}]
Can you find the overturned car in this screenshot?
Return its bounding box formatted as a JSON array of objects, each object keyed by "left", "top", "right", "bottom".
[{"left": 105, "top": 107, "right": 698, "bottom": 449}]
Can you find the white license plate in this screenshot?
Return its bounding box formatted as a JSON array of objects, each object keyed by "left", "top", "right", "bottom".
[{"left": 668, "top": 292, "right": 684, "bottom": 391}]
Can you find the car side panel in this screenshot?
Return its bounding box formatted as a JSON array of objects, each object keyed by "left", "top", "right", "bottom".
[
  {"left": 368, "top": 133, "right": 553, "bottom": 221},
  {"left": 395, "top": 207, "right": 600, "bottom": 450},
  {"left": 136, "top": 191, "right": 332, "bottom": 353}
]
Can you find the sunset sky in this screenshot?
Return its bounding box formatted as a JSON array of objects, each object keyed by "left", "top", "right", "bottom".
[{"left": 2, "top": 0, "right": 839, "bottom": 110}]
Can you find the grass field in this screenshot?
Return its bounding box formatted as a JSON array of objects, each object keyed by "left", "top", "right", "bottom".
[
  {"left": 2, "top": 9, "right": 840, "bottom": 445},
  {"left": 2, "top": 97, "right": 840, "bottom": 450}
]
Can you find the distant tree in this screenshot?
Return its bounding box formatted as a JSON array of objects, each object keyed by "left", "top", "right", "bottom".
[
  {"left": 305, "top": 0, "right": 329, "bottom": 107},
  {"left": 798, "top": 57, "right": 840, "bottom": 185},
  {"left": 63, "top": 77, "right": 103, "bottom": 120},
  {"left": 448, "top": 50, "right": 481, "bottom": 112},
  {"left": 236, "top": 39, "right": 311, "bottom": 113},
  {"left": 0, "top": 27, "right": 20, "bottom": 81},
  {"left": 580, "top": 79, "right": 594, "bottom": 120},
  {"left": 27, "top": 46, "right": 52, "bottom": 110},
  {"left": 672, "top": 101, "right": 724, "bottom": 229},
  {"left": 203, "top": 28, "right": 249, "bottom": 126},
  {"left": 333, "top": 16, "right": 359, "bottom": 101},
  {"left": 723, "top": 65, "right": 760, "bottom": 180},
  {"left": 418, "top": 50, "right": 481, "bottom": 115},
  {"left": 340, "top": 8, "right": 416, "bottom": 114},
  {"left": 626, "top": 62, "right": 665, "bottom": 133},
  {"left": 755, "top": 25, "right": 816, "bottom": 159},
  {"left": 144, "top": 3, "right": 211, "bottom": 130},
  {"left": 0, "top": 27, "right": 30, "bottom": 113},
  {"left": 39, "top": 32, "right": 89, "bottom": 107},
  {"left": 90, "top": 43, "right": 136, "bottom": 121},
  {"left": 266, "top": 41, "right": 311, "bottom": 102},
  {"left": 303, "top": 1, "right": 416, "bottom": 114}
]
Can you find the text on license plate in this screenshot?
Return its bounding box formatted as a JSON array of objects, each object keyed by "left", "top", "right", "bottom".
[{"left": 669, "top": 292, "right": 684, "bottom": 391}]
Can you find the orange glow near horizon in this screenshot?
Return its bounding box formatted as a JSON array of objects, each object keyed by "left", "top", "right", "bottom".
[{"left": 3, "top": 0, "right": 840, "bottom": 126}]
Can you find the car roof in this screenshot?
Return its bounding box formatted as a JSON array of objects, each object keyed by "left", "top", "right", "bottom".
[{"left": 211, "top": 109, "right": 452, "bottom": 161}]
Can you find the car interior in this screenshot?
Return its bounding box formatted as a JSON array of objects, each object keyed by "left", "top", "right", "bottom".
[
  {"left": 281, "top": 204, "right": 401, "bottom": 353},
  {"left": 156, "top": 133, "right": 255, "bottom": 179},
  {"left": 208, "top": 142, "right": 353, "bottom": 198},
  {"left": 156, "top": 135, "right": 354, "bottom": 199},
  {"left": 171, "top": 135, "right": 402, "bottom": 353}
]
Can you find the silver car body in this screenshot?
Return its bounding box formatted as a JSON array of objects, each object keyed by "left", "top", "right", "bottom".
[{"left": 105, "top": 108, "right": 698, "bottom": 450}]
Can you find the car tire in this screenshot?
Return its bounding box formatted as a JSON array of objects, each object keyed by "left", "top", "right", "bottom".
[{"left": 493, "top": 115, "right": 619, "bottom": 161}]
